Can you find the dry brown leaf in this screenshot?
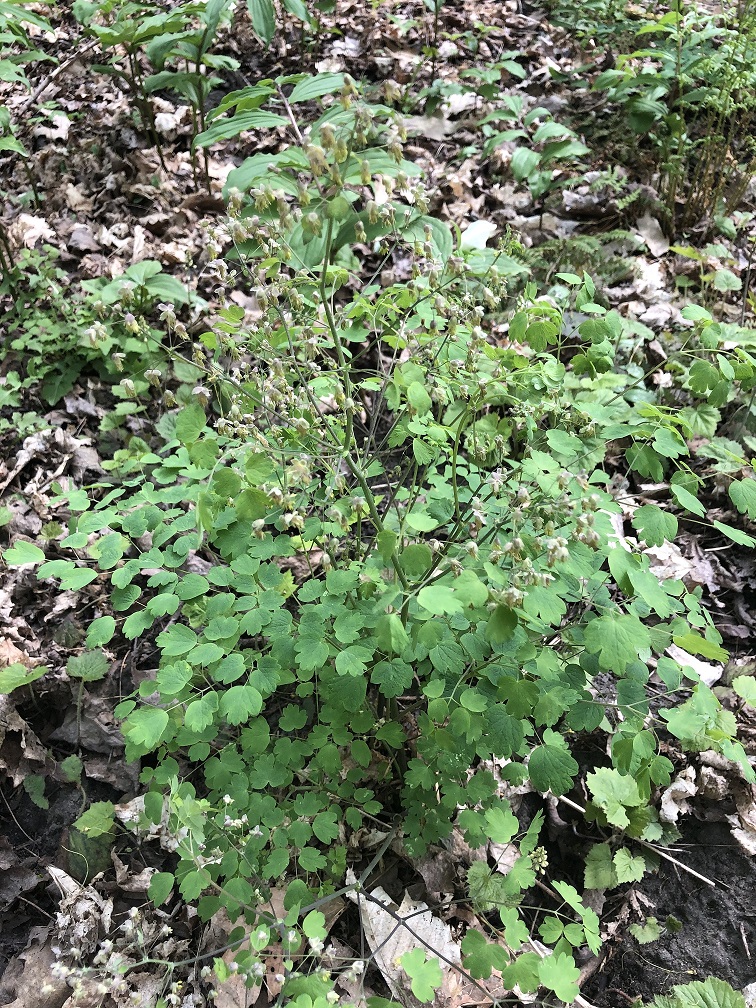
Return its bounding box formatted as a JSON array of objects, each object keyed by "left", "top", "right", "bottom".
[
  {"left": 63, "top": 183, "right": 93, "bottom": 212},
  {"left": 8, "top": 214, "right": 56, "bottom": 249},
  {"left": 0, "top": 927, "right": 70, "bottom": 1008},
  {"left": 0, "top": 638, "right": 31, "bottom": 667},
  {"left": 635, "top": 214, "right": 669, "bottom": 258},
  {"left": 346, "top": 886, "right": 461, "bottom": 1008},
  {"left": 0, "top": 695, "right": 48, "bottom": 785},
  {"left": 48, "top": 866, "right": 113, "bottom": 957},
  {"left": 659, "top": 767, "right": 697, "bottom": 823}
]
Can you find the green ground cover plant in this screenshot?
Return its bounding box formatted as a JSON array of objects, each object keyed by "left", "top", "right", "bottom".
[
  {"left": 5, "top": 69, "right": 756, "bottom": 1004},
  {"left": 0, "top": 248, "right": 193, "bottom": 411},
  {"left": 593, "top": 0, "right": 756, "bottom": 233}
]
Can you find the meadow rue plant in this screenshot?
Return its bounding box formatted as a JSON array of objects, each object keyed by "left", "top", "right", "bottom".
[{"left": 5, "top": 72, "right": 756, "bottom": 1004}]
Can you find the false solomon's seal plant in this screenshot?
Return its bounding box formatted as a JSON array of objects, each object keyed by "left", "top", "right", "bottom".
[{"left": 7, "top": 72, "right": 755, "bottom": 1004}]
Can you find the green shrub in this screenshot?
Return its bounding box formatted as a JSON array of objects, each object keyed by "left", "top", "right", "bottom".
[{"left": 5, "top": 72, "right": 756, "bottom": 1003}]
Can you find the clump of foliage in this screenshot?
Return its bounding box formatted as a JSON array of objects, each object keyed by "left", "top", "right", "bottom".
[
  {"left": 646, "top": 977, "right": 746, "bottom": 1008},
  {"left": 0, "top": 248, "right": 193, "bottom": 412},
  {"left": 6, "top": 69, "right": 756, "bottom": 1005},
  {"left": 72, "top": 0, "right": 240, "bottom": 179},
  {"left": 594, "top": 0, "right": 756, "bottom": 233}
]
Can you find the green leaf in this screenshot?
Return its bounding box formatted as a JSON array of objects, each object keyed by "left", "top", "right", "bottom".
[
  {"left": 122, "top": 706, "right": 169, "bottom": 751},
  {"left": 679, "top": 404, "right": 720, "bottom": 439},
  {"left": 0, "top": 136, "right": 28, "bottom": 156},
  {"left": 157, "top": 624, "right": 198, "bottom": 656},
  {"left": 194, "top": 109, "right": 288, "bottom": 147},
  {"left": 175, "top": 402, "right": 206, "bottom": 445},
  {"left": 23, "top": 774, "right": 48, "bottom": 809},
  {"left": 484, "top": 704, "right": 525, "bottom": 758},
  {"left": 219, "top": 684, "right": 263, "bottom": 724},
  {"left": 405, "top": 511, "right": 439, "bottom": 532},
  {"left": 538, "top": 952, "right": 580, "bottom": 1003},
  {"left": 407, "top": 381, "right": 432, "bottom": 416},
  {"left": 452, "top": 570, "right": 489, "bottom": 608},
  {"left": 732, "top": 675, "right": 756, "bottom": 705},
  {"left": 85, "top": 616, "right": 116, "bottom": 647},
  {"left": 282, "top": 0, "right": 312, "bottom": 22},
  {"left": 417, "top": 585, "right": 462, "bottom": 615},
  {"left": 729, "top": 478, "right": 756, "bottom": 519},
  {"left": 149, "top": 871, "right": 174, "bottom": 906},
  {"left": 185, "top": 694, "right": 219, "bottom": 731},
  {"left": 461, "top": 929, "right": 509, "bottom": 979},
  {"left": 587, "top": 767, "right": 644, "bottom": 828},
  {"left": 374, "top": 614, "right": 409, "bottom": 655},
  {"left": 712, "top": 520, "right": 756, "bottom": 547},
  {"left": 0, "top": 663, "right": 46, "bottom": 694},
  {"left": 302, "top": 910, "right": 327, "bottom": 940},
  {"left": 614, "top": 848, "right": 647, "bottom": 883},
  {"left": 400, "top": 543, "right": 432, "bottom": 577},
  {"left": 67, "top": 649, "right": 109, "bottom": 682},
  {"left": 713, "top": 269, "right": 741, "bottom": 292},
  {"left": 176, "top": 574, "right": 210, "bottom": 600},
  {"left": 670, "top": 484, "right": 706, "bottom": 517},
  {"left": 629, "top": 916, "right": 661, "bottom": 944},
  {"left": 289, "top": 72, "right": 346, "bottom": 103},
  {"left": 312, "top": 810, "right": 340, "bottom": 843},
  {"left": 484, "top": 803, "right": 519, "bottom": 843},
  {"left": 672, "top": 978, "right": 746, "bottom": 1008},
  {"left": 632, "top": 505, "right": 678, "bottom": 546},
  {"left": 123, "top": 610, "right": 156, "bottom": 640},
  {"left": 486, "top": 605, "right": 518, "bottom": 643},
  {"left": 399, "top": 949, "right": 442, "bottom": 1003},
  {"left": 298, "top": 846, "right": 326, "bottom": 871},
  {"left": 528, "top": 737, "right": 578, "bottom": 795},
  {"left": 335, "top": 645, "right": 373, "bottom": 676},
  {"left": 584, "top": 613, "right": 650, "bottom": 671},
  {"left": 3, "top": 541, "right": 45, "bottom": 565},
  {"left": 511, "top": 146, "right": 540, "bottom": 182},
  {"left": 377, "top": 529, "right": 397, "bottom": 564},
  {"left": 74, "top": 801, "right": 115, "bottom": 837},
  {"left": 672, "top": 632, "right": 728, "bottom": 662},
  {"left": 584, "top": 843, "right": 618, "bottom": 889},
  {"left": 59, "top": 754, "right": 83, "bottom": 783},
  {"left": 371, "top": 659, "right": 414, "bottom": 698},
  {"left": 247, "top": 0, "right": 276, "bottom": 43}
]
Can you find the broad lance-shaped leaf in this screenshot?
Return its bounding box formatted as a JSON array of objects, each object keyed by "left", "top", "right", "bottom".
[{"left": 247, "top": 0, "right": 275, "bottom": 44}]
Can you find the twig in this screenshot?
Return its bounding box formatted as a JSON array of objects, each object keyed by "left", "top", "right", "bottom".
[{"left": 25, "top": 40, "right": 99, "bottom": 107}]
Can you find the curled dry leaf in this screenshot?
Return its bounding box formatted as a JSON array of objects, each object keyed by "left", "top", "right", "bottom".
[
  {"left": 7, "top": 214, "right": 56, "bottom": 249},
  {"left": 48, "top": 866, "right": 113, "bottom": 957},
  {"left": 659, "top": 767, "right": 698, "bottom": 823},
  {"left": 635, "top": 214, "right": 670, "bottom": 258},
  {"left": 0, "top": 638, "right": 31, "bottom": 667},
  {"left": 50, "top": 694, "right": 125, "bottom": 754},
  {"left": 0, "top": 695, "right": 48, "bottom": 786}
]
